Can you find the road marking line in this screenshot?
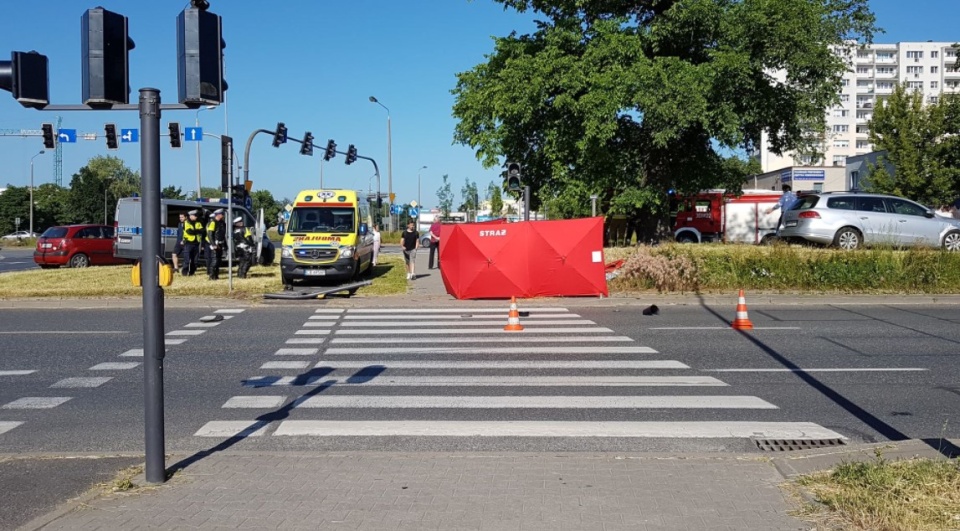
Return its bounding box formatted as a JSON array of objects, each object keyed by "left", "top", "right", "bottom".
[
  {"left": 334, "top": 327, "right": 613, "bottom": 335},
  {"left": 215, "top": 309, "right": 245, "bottom": 314},
  {"left": 301, "top": 322, "right": 334, "bottom": 327},
  {"left": 184, "top": 322, "right": 222, "bottom": 328},
  {"left": 285, "top": 338, "right": 326, "bottom": 344},
  {"left": 329, "top": 336, "right": 635, "bottom": 344},
  {"left": 261, "top": 361, "right": 311, "bottom": 370},
  {"left": 307, "top": 315, "right": 341, "bottom": 320},
  {"left": 340, "top": 320, "right": 596, "bottom": 327},
  {"left": 347, "top": 308, "right": 569, "bottom": 314},
  {"left": 0, "top": 421, "right": 23, "bottom": 435},
  {"left": 0, "top": 331, "right": 128, "bottom": 334},
  {"left": 200, "top": 315, "right": 234, "bottom": 320},
  {"left": 89, "top": 362, "right": 141, "bottom": 370},
  {"left": 194, "top": 421, "right": 270, "bottom": 437},
  {"left": 314, "top": 309, "right": 345, "bottom": 314},
  {"left": 120, "top": 349, "right": 143, "bottom": 357},
  {"left": 222, "top": 396, "right": 286, "bottom": 409},
  {"left": 310, "top": 360, "right": 689, "bottom": 370},
  {"left": 165, "top": 339, "right": 188, "bottom": 345},
  {"left": 2, "top": 397, "right": 72, "bottom": 409},
  {"left": 342, "top": 314, "right": 580, "bottom": 320},
  {"left": 166, "top": 330, "right": 206, "bottom": 336},
  {"left": 704, "top": 368, "right": 930, "bottom": 372},
  {"left": 0, "top": 370, "right": 36, "bottom": 376},
  {"left": 275, "top": 348, "right": 319, "bottom": 355},
  {"left": 272, "top": 421, "right": 844, "bottom": 439},
  {"left": 649, "top": 327, "right": 802, "bottom": 330},
  {"left": 243, "top": 375, "right": 723, "bottom": 387},
  {"left": 294, "top": 330, "right": 330, "bottom": 335},
  {"left": 324, "top": 346, "right": 657, "bottom": 355},
  {"left": 51, "top": 377, "right": 113, "bottom": 388},
  {"left": 291, "top": 395, "right": 771, "bottom": 409}
]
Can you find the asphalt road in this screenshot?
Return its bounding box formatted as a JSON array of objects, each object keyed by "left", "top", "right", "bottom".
[{"left": 0, "top": 247, "right": 37, "bottom": 274}]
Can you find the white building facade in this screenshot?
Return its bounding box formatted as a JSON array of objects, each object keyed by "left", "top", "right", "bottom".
[{"left": 755, "top": 41, "right": 959, "bottom": 174}]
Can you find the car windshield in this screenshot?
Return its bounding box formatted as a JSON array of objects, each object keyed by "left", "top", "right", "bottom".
[
  {"left": 41, "top": 227, "right": 68, "bottom": 238},
  {"left": 288, "top": 207, "right": 355, "bottom": 232}
]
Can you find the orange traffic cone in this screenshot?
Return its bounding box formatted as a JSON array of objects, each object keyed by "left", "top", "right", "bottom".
[
  {"left": 731, "top": 289, "right": 754, "bottom": 330},
  {"left": 504, "top": 296, "right": 524, "bottom": 331}
]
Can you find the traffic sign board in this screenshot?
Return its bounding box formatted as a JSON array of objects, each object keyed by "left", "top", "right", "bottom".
[
  {"left": 57, "top": 129, "right": 77, "bottom": 143},
  {"left": 184, "top": 127, "right": 202, "bottom": 141},
  {"left": 410, "top": 200, "right": 418, "bottom": 208},
  {"left": 120, "top": 128, "right": 139, "bottom": 143},
  {"left": 410, "top": 207, "right": 420, "bottom": 217}
]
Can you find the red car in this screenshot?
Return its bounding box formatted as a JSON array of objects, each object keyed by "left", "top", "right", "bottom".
[{"left": 34, "top": 224, "right": 131, "bottom": 268}]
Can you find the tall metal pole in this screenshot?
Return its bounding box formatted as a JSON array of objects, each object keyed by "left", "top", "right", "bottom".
[
  {"left": 523, "top": 186, "right": 531, "bottom": 222},
  {"left": 139, "top": 88, "right": 166, "bottom": 484},
  {"left": 387, "top": 114, "right": 392, "bottom": 230},
  {"left": 417, "top": 165, "right": 427, "bottom": 209},
  {"left": 29, "top": 150, "right": 44, "bottom": 236},
  {"left": 194, "top": 111, "right": 202, "bottom": 198}
]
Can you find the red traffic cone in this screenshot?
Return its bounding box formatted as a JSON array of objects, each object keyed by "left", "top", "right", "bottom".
[
  {"left": 504, "top": 296, "right": 524, "bottom": 331},
  {"left": 731, "top": 289, "right": 754, "bottom": 330}
]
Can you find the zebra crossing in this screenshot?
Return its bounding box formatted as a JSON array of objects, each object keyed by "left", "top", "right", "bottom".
[{"left": 196, "top": 306, "right": 846, "bottom": 443}]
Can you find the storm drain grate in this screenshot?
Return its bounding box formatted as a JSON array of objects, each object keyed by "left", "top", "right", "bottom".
[{"left": 753, "top": 438, "right": 847, "bottom": 452}]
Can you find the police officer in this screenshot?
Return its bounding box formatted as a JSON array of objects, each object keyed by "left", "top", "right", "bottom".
[
  {"left": 232, "top": 216, "right": 255, "bottom": 279},
  {"left": 181, "top": 210, "right": 204, "bottom": 276},
  {"left": 205, "top": 209, "right": 226, "bottom": 280}
]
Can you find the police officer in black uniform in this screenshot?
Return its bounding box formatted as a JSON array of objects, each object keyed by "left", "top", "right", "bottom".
[
  {"left": 181, "top": 210, "right": 204, "bottom": 276},
  {"left": 232, "top": 216, "right": 255, "bottom": 279},
  {"left": 205, "top": 209, "right": 226, "bottom": 280}
]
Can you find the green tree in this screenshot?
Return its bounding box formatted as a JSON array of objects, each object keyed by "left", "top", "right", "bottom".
[
  {"left": 460, "top": 178, "right": 479, "bottom": 218},
  {"left": 0, "top": 186, "right": 30, "bottom": 235},
  {"left": 251, "top": 189, "right": 282, "bottom": 228},
  {"left": 452, "top": 0, "right": 876, "bottom": 228},
  {"left": 162, "top": 185, "right": 186, "bottom": 200},
  {"left": 65, "top": 156, "right": 140, "bottom": 225},
  {"left": 487, "top": 181, "right": 504, "bottom": 216},
  {"left": 436, "top": 174, "right": 454, "bottom": 217},
  {"left": 867, "top": 83, "right": 959, "bottom": 205},
  {"left": 32, "top": 184, "right": 70, "bottom": 232}
]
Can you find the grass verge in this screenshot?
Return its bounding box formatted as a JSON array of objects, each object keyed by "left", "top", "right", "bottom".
[
  {"left": 794, "top": 453, "right": 960, "bottom": 531},
  {"left": 0, "top": 255, "right": 408, "bottom": 299}
]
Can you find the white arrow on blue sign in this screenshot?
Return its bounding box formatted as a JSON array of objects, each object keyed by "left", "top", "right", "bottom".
[
  {"left": 120, "top": 129, "right": 139, "bottom": 143},
  {"left": 184, "top": 127, "right": 202, "bottom": 141},
  {"left": 409, "top": 207, "right": 419, "bottom": 217},
  {"left": 57, "top": 129, "right": 77, "bottom": 143}
]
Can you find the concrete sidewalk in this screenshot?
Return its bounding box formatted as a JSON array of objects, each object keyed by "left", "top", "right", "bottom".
[{"left": 21, "top": 439, "right": 957, "bottom": 530}]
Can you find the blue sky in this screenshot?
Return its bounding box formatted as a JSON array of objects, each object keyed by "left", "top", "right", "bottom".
[{"left": 1, "top": 0, "right": 956, "bottom": 208}]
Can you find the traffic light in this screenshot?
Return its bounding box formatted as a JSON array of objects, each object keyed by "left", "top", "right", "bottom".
[
  {"left": 41, "top": 123, "right": 56, "bottom": 149},
  {"left": 272, "top": 122, "right": 287, "bottom": 147},
  {"left": 230, "top": 183, "right": 245, "bottom": 204},
  {"left": 0, "top": 51, "right": 49, "bottom": 108},
  {"left": 345, "top": 144, "right": 358, "bottom": 165},
  {"left": 176, "top": 3, "right": 227, "bottom": 105},
  {"left": 169, "top": 122, "right": 182, "bottom": 148},
  {"left": 300, "top": 132, "right": 314, "bottom": 156},
  {"left": 104, "top": 123, "right": 118, "bottom": 150},
  {"left": 81, "top": 8, "right": 135, "bottom": 106},
  {"left": 221, "top": 135, "right": 233, "bottom": 192},
  {"left": 323, "top": 139, "right": 337, "bottom": 161},
  {"left": 506, "top": 162, "right": 521, "bottom": 191}
]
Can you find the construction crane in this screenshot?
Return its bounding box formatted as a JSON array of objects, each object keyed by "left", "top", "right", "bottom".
[{"left": 0, "top": 116, "right": 64, "bottom": 186}]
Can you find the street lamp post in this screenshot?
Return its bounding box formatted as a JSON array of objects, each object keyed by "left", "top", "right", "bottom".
[
  {"left": 29, "top": 150, "right": 46, "bottom": 236},
  {"left": 194, "top": 105, "right": 216, "bottom": 198},
  {"left": 590, "top": 194, "right": 598, "bottom": 217},
  {"left": 369, "top": 96, "right": 392, "bottom": 231},
  {"left": 417, "top": 165, "right": 427, "bottom": 210}
]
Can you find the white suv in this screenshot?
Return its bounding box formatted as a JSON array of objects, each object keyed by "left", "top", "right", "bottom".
[{"left": 779, "top": 192, "right": 960, "bottom": 251}]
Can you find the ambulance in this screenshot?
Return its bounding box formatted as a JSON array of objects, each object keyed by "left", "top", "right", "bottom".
[{"left": 279, "top": 189, "right": 375, "bottom": 286}]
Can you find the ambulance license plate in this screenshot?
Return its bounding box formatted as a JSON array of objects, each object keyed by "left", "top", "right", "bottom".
[{"left": 305, "top": 269, "right": 326, "bottom": 276}]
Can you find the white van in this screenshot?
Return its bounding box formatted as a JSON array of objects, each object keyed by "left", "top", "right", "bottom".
[{"left": 416, "top": 211, "right": 467, "bottom": 247}]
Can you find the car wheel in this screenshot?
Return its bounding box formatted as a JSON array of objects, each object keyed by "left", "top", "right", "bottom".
[
  {"left": 760, "top": 234, "right": 779, "bottom": 246},
  {"left": 943, "top": 230, "right": 960, "bottom": 252},
  {"left": 676, "top": 234, "right": 697, "bottom": 244},
  {"left": 69, "top": 253, "right": 90, "bottom": 268},
  {"left": 833, "top": 227, "right": 862, "bottom": 250}
]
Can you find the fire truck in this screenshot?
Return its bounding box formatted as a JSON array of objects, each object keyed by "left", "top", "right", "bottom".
[{"left": 673, "top": 189, "right": 784, "bottom": 244}]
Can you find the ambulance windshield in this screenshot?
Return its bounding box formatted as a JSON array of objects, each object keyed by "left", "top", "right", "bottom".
[{"left": 288, "top": 207, "right": 355, "bottom": 233}]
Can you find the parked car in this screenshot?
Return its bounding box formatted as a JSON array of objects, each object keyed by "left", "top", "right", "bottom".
[
  {"left": 34, "top": 224, "right": 134, "bottom": 268},
  {"left": 2, "top": 231, "right": 39, "bottom": 240},
  {"left": 780, "top": 192, "right": 960, "bottom": 251}
]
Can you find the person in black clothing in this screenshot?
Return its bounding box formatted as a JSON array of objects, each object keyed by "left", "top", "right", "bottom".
[
  {"left": 232, "top": 216, "right": 255, "bottom": 279},
  {"left": 172, "top": 213, "right": 186, "bottom": 272},
  {"left": 181, "top": 210, "right": 204, "bottom": 276},
  {"left": 205, "top": 209, "right": 227, "bottom": 280},
  {"left": 401, "top": 220, "right": 419, "bottom": 280}
]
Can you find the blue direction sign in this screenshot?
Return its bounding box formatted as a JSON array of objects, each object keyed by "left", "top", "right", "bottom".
[
  {"left": 183, "top": 127, "right": 202, "bottom": 141},
  {"left": 409, "top": 207, "right": 420, "bottom": 218},
  {"left": 120, "top": 128, "right": 139, "bottom": 143},
  {"left": 57, "top": 129, "right": 77, "bottom": 143},
  {"left": 390, "top": 205, "right": 400, "bottom": 215}
]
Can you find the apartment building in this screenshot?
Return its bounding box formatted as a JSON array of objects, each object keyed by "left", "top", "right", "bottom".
[{"left": 754, "top": 41, "right": 959, "bottom": 174}]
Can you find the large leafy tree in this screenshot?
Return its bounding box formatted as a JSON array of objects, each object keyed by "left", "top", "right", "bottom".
[
  {"left": 0, "top": 186, "right": 30, "bottom": 235},
  {"left": 453, "top": 0, "right": 876, "bottom": 223},
  {"left": 487, "top": 181, "right": 504, "bottom": 216},
  {"left": 250, "top": 189, "right": 283, "bottom": 228},
  {"left": 867, "top": 84, "right": 960, "bottom": 205},
  {"left": 65, "top": 156, "right": 140, "bottom": 225}
]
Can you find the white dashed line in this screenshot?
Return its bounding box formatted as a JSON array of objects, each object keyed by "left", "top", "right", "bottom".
[
  {"left": 2, "top": 397, "right": 72, "bottom": 409},
  {"left": 329, "top": 336, "right": 635, "bottom": 344},
  {"left": 339, "top": 320, "right": 596, "bottom": 327},
  {"left": 194, "top": 421, "right": 270, "bottom": 437},
  {"left": 334, "top": 327, "right": 613, "bottom": 335},
  {"left": 89, "top": 362, "right": 141, "bottom": 370},
  {"left": 0, "top": 421, "right": 23, "bottom": 435},
  {"left": 51, "top": 377, "right": 113, "bottom": 388},
  {"left": 323, "top": 346, "right": 657, "bottom": 355},
  {"left": 301, "top": 322, "right": 334, "bottom": 327},
  {"left": 294, "top": 330, "right": 331, "bottom": 335},
  {"left": 313, "top": 309, "right": 344, "bottom": 314},
  {"left": 311, "top": 360, "right": 689, "bottom": 370},
  {"left": 166, "top": 330, "right": 206, "bottom": 336},
  {"left": 347, "top": 308, "right": 567, "bottom": 314},
  {"left": 243, "top": 376, "right": 725, "bottom": 387},
  {"left": 275, "top": 348, "right": 319, "bottom": 356},
  {"left": 185, "top": 322, "right": 222, "bottom": 328},
  {"left": 291, "top": 395, "right": 772, "bottom": 409},
  {"left": 0, "top": 370, "right": 36, "bottom": 376},
  {"left": 285, "top": 338, "right": 327, "bottom": 344},
  {"left": 307, "top": 315, "right": 341, "bottom": 320},
  {"left": 222, "top": 396, "right": 287, "bottom": 409},
  {"left": 215, "top": 309, "right": 246, "bottom": 314},
  {"left": 261, "top": 361, "right": 311, "bottom": 370},
  {"left": 165, "top": 339, "right": 188, "bottom": 345}
]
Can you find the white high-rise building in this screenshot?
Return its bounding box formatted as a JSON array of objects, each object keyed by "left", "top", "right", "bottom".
[{"left": 754, "top": 41, "right": 960, "bottom": 173}]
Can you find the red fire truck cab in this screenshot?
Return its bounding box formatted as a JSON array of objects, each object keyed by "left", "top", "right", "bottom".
[{"left": 673, "top": 189, "right": 784, "bottom": 244}]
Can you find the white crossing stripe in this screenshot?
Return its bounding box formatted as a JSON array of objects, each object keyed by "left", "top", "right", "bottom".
[
  {"left": 704, "top": 368, "right": 930, "bottom": 372},
  {"left": 51, "top": 377, "right": 113, "bottom": 388},
  {"left": 166, "top": 330, "right": 206, "bottom": 336},
  {"left": 0, "top": 370, "right": 36, "bottom": 376},
  {"left": 323, "top": 346, "right": 657, "bottom": 355},
  {"left": 222, "top": 396, "right": 287, "bottom": 409},
  {"left": 291, "top": 395, "right": 773, "bottom": 409},
  {"left": 275, "top": 348, "right": 319, "bottom": 356},
  {"left": 294, "top": 330, "right": 331, "bottom": 335},
  {"left": 215, "top": 309, "right": 246, "bottom": 314},
  {"left": 311, "top": 360, "right": 689, "bottom": 370},
  {"left": 285, "top": 338, "right": 326, "bottom": 344},
  {"left": 261, "top": 361, "right": 311, "bottom": 370},
  {"left": 272, "top": 421, "right": 844, "bottom": 439},
  {"left": 89, "top": 362, "right": 140, "bottom": 370},
  {"left": 165, "top": 339, "right": 188, "bottom": 345},
  {"left": 314, "top": 309, "right": 345, "bottom": 314},
  {"left": 243, "top": 375, "right": 724, "bottom": 387},
  {"left": 0, "top": 421, "right": 23, "bottom": 435},
  {"left": 120, "top": 349, "right": 144, "bottom": 357},
  {"left": 307, "top": 315, "right": 341, "bottom": 320},
  {"left": 330, "top": 336, "right": 636, "bottom": 344},
  {"left": 650, "top": 327, "right": 802, "bottom": 330},
  {"left": 340, "top": 320, "right": 596, "bottom": 327},
  {"left": 194, "top": 421, "right": 270, "bottom": 437},
  {"left": 342, "top": 313, "right": 581, "bottom": 320},
  {"left": 2, "top": 397, "right": 72, "bottom": 409},
  {"left": 301, "top": 322, "right": 334, "bottom": 327},
  {"left": 185, "top": 322, "right": 222, "bottom": 328},
  {"left": 334, "top": 327, "right": 613, "bottom": 335},
  {"left": 200, "top": 315, "right": 235, "bottom": 320},
  {"left": 347, "top": 308, "right": 568, "bottom": 314}
]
